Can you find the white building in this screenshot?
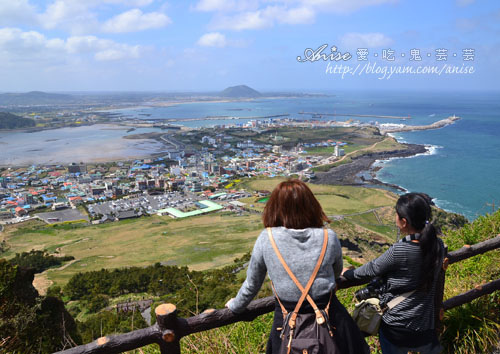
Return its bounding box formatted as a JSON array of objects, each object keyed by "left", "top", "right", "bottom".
[{"left": 334, "top": 145, "right": 345, "bottom": 157}]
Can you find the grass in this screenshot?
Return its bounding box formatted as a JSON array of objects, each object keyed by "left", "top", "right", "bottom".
[
  {"left": 304, "top": 144, "right": 366, "bottom": 156},
  {"left": 237, "top": 177, "right": 396, "bottom": 215},
  {"left": 439, "top": 210, "right": 500, "bottom": 353},
  {"left": 345, "top": 209, "right": 398, "bottom": 239},
  {"left": 3, "top": 213, "right": 263, "bottom": 287},
  {"left": 2, "top": 177, "right": 398, "bottom": 291},
  {"left": 311, "top": 137, "right": 406, "bottom": 173}
]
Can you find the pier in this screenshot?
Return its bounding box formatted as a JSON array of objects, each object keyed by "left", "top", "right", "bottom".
[
  {"left": 379, "top": 115, "right": 460, "bottom": 134},
  {"left": 299, "top": 112, "right": 411, "bottom": 120}
]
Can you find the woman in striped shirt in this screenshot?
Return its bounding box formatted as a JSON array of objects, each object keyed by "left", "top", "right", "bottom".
[{"left": 343, "top": 193, "right": 444, "bottom": 354}]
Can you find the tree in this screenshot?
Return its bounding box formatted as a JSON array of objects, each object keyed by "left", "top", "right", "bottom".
[{"left": 0, "top": 259, "right": 81, "bottom": 352}]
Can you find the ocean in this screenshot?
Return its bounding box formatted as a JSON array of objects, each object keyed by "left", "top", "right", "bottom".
[{"left": 113, "top": 90, "right": 500, "bottom": 220}]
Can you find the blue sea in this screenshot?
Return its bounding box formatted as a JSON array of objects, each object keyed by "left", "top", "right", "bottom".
[{"left": 113, "top": 91, "right": 500, "bottom": 220}]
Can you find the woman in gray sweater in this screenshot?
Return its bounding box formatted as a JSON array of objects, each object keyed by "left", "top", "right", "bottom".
[{"left": 226, "top": 179, "right": 369, "bottom": 354}]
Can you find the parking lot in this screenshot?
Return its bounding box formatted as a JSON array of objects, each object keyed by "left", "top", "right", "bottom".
[
  {"left": 88, "top": 191, "right": 193, "bottom": 218},
  {"left": 37, "top": 209, "right": 90, "bottom": 224}
]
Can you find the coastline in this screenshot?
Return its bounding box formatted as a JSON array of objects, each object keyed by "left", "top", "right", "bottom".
[
  {"left": 313, "top": 117, "right": 461, "bottom": 196},
  {"left": 312, "top": 143, "right": 427, "bottom": 191}
]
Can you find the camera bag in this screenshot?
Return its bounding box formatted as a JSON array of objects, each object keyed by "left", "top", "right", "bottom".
[
  {"left": 352, "top": 290, "right": 415, "bottom": 335},
  {"left": 267, "top": 227, "right": 340, "bottom": 354}
]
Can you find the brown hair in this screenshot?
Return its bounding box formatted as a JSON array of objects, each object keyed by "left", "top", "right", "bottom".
[{"left": 262, "top": 179, "right": 330, "bottom": 229}]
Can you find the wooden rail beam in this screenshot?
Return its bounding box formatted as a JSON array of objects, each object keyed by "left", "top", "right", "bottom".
[
  {"left": 53, "top": 325, "right": 165, "bottom": 354},
  {"left": 443, "top": 278, "right": 500, "bottom": 311},
  {"left": 447, "top": 235, "right": 500, "bottom": 264}
]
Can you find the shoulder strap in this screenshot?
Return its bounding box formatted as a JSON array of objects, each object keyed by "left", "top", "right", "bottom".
[
  {"left": 267, "top": 227, "right": 328, "bottom": 327},
  {"left": 270, "top": 280, "right": 288, "bottom": 319},
  {"left": 386, "top": 290, "right": 416, "bottom": 309}
]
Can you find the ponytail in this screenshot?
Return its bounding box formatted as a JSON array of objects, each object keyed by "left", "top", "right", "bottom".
[
  {"left": 418, "top": 221, "right": 439, "bottom": 291},
  {"left": 396, "top": 193, "right": 440, "bottom": 291}
]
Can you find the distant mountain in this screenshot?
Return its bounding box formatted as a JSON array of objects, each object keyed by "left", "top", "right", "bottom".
[
  {"left": 0, "top": 91, "right": 74, "bottom": 105},
  {"left": 0, "top": 112, "right": 36, "bottom": 129},
  {"left": 220, "top": 85, "right": 262, "bottom": 98}
]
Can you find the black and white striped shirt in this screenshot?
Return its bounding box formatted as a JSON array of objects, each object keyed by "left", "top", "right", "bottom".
[{"left": 344, "top": 236, "right": 443, "bottom": 331}]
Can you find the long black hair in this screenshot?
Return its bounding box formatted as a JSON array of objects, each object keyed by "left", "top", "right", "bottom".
[{"left": 396, "top": 193, "right": 440, "bottom": 291}]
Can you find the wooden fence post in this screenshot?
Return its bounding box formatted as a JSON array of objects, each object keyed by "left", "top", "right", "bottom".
[{"left": 155, "top": 304, "right": 181, "bottom": 354}]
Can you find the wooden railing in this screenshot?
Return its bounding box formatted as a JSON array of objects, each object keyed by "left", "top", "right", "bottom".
[{"left": 54, "top": 235, "right": 500, "bottom": 354}]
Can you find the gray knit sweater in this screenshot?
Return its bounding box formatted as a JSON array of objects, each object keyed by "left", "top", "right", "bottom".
[{"left": 228, "top": 227, "right": 343, "bottom": 314}]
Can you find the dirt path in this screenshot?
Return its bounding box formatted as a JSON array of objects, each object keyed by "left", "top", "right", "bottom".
[
  {"left": 320, "top": 138, "right": 388, "bottom": 166},
  {"left": 33, "top": 273, "right": 52, "bottom": 296},
  {"left": 32, "top": 259, "right": 79, "bottom": 295}
]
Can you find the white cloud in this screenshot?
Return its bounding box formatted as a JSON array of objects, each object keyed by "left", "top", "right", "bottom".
[
  {"left": 340, "top": 32, "right": 393, "bottom": 48},
  {"left": 197, "top": 32, "right": 228, "bottom": 47},
  {"left": 102, "top": 9, "right": 171, "bottom": 33},
  {"left": 195, "top": 0, "right": 234, "bottom": 11},
  {"left": 38, "top": 1, "right": 171, "bottom": 34},
  {"left": 39, "top": 0, "right": 98, "bottom": 34},
  {"left": 0, "top": 28, "right": 142, "bottom": 64},
  {"left": 66, "top": 35, "right": 142, "bottom": 60},
  {"left": 299, "top": 0, "right": 397, "bottom": 14},
  {"left": 194, "top": 0, "right": 259, "bottom": 12},
  {"left": 0, "top": 28, "right": 64, "bottom": 62},
  {"left": 94, "top": 47, "right": 140, "bottom": 61},
  {"left": 279, "top": 6, "right": 315, "bottom": 24},
  {"left": 214, "top": 10, "right": 270, "bottom": 30},
  {"left": 0, "top": 0, "right": 37, "bottom": 26},
  {"left": 198, "top": 0, "right": 396, "bottom": 30},
  {"left": 211, "top": 5, "right": 315, "bottom": 31}
]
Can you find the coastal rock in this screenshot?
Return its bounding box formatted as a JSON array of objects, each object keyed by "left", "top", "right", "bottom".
[{"left": 313, "top": 143, "right": 427, "bottom": 186}]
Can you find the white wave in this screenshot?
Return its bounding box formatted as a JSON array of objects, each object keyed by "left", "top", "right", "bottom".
[
  {"left": 432, "top": 198, "right": 466, "bottom": 216},
  {"left": 426, "top": 144, "right": 443, "bottom": 156},
  {"left": 372, "top": 172, "right": 410, "bottom": 193},
  {"left": 387, "top": 132, "right": 408, "bottom": 143}
]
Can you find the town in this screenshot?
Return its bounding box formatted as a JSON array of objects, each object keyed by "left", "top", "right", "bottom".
[{"left": 0, "top": 118, "right": 365, "bottom": 227}]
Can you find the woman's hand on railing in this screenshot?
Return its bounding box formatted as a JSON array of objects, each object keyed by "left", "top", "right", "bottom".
[
  {"left": 342, "top": 267, "right": 354, "bottom": 274},
  {"left": 225, "top": 297, "right": 235, "bottom": 309}
]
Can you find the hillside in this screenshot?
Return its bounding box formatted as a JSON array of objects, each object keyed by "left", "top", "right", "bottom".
[
  {"left": 0, "top": 112, "right": 36, "bottom": 129},
  {"left": 220, "top": 85, "right": 262, "bottom": 98},
  {"left": 1, "top": 180, "right": 497, "bottom": 353},
  {"left": 0, "top": 91, "right": 73, "bottom": 105}
]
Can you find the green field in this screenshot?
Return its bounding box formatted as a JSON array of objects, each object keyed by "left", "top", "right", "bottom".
[
  {"left": 2, "top": 213, "right": 263, "bottom": 290},
  {"left": 237, "top": 177, "right": 397, "bottom": 215},
  {"left": 224, "top": 126, "right": 383, "bottom": 146},
  {"left": 2, "top": 177, "right": 399, "bottom": 293}
]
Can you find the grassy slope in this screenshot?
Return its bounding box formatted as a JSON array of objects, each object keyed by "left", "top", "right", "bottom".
[
  {"left": 3, "top": 213, "right": 262, "bottom": 288},
  {"left": 237, "top": 177, "right": 397, "bottom": 215},
  {"left": 2, "top": 178, "right": 398, "bottom": 291}
]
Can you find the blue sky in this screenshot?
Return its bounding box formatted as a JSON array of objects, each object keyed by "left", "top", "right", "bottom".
[{"left": 0, "top": 0, "right": 499, "bottom": 92}]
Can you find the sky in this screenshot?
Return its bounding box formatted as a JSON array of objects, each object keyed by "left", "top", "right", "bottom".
[{"left": 0, "top": 0, "right": 499, "bottom": 92}]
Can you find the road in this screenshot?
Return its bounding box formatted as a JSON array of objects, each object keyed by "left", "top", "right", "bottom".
[{"left": 316, "top": 137, "right": 389, "bottom": 167}]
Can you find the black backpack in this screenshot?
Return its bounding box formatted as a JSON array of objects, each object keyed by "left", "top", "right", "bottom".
[{"left": 267, "top": 228, "right": 341, "bottom": 354}]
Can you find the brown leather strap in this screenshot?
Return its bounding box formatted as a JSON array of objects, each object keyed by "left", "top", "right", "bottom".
[
  {"left": 324, "top": 290, "right": 332, "bottom": 314},
  {"left": 267, "top": 227, "right": 328, "bottom": 327},
  {"left": 270, "top": 280, "right": 288, "bottom": 319}
]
